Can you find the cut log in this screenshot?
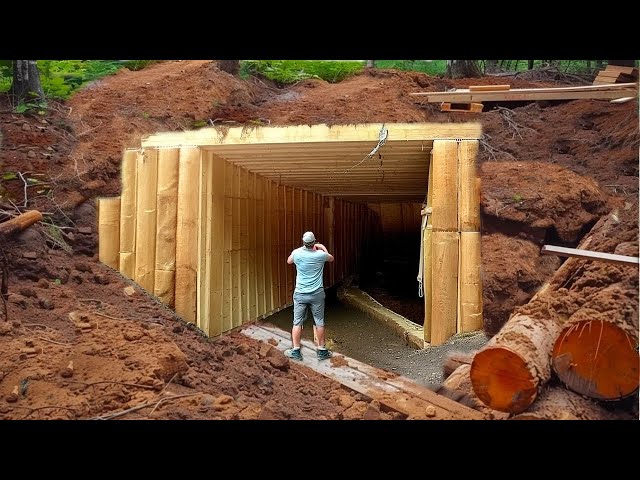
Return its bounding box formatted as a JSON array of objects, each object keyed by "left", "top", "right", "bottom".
[
  {"left": 552, "top": 313, "right": 639, "bottom": 401},
  {"left": 439, "top": 364, "right": 510, "bottom": 419},
  {"left": 443, "top": 351, "right": 475, "bottom": 379},
  {"left": 0, "top": 211, "right": 43, "bottom": 237},
  {"left": 470, "top": 313, "right": 563, "bottom": 414},
  {"left": 511, "top": 386, "right": 633, "bottom": 420}
]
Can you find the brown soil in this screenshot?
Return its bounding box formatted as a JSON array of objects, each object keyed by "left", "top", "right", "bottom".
[{"left": 1, "top": 60, "right": 637, "bottom": 419}]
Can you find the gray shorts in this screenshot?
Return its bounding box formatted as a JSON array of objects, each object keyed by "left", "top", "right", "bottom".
[{"left": 293, "top": 288, "right": 326, "bottom": 327}]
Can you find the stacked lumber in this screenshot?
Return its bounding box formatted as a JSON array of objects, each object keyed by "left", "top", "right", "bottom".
[
  {"left": 411, "top": 83, "right": 637, "bottom": 103},
  {"left": 593, "top": 64, "right": 639, "bottom": 86},
  {"left": 466, "top": 222, "right": 639, "bottom": 419}
]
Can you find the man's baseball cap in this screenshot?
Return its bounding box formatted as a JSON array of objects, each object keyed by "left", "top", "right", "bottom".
[{"left": 302, "top": 231, "right": 316, "bottom": 244}]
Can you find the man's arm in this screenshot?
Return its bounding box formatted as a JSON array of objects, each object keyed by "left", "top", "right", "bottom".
[
  {"left": 287, "top": 250, "right": 296, "bottom": 265},
  {"left": 314, "top": 243, "right": 334, "bottom": 263}
]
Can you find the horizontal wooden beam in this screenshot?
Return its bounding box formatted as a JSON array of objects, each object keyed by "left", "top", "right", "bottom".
[
  {"left": 141, "top": 123, "right": 482, "bottom": 148},
  {"left": 541, "top": 245, "right": 640, "bottom": 266}
]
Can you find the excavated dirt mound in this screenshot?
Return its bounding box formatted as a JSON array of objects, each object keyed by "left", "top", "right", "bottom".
[{"left": 1, "top": 61, "right": 638, "bottom": 419}]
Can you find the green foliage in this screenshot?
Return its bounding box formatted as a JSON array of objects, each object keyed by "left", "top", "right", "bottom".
[
  {"left": 512, "top": 193, "right": 523, "bottom": 203},
  {"left": 375, "top": 60, "right": 448, "bottom": 75},
  {"left": 123, "top": 60, "right": 159, "bottom": 71},
  {"left": 240, "top": 60, "right": 364, "bottom": 85},
  {"left": 0, "top": 60, "right": 158, "bottom": 100}
]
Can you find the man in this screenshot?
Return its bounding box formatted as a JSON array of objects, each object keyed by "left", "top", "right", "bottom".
[{"left": 284, "top": 231, "right": 335, "bottom": 361}]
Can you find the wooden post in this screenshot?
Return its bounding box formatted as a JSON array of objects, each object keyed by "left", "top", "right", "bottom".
[
  {"left": 457, "top": 140, "right": 482, "bottom": 334},
  {"left": 458, "top": 232, "right": 483, "bottom": 332},
  {"left": 232, "top": 164, "right": 241, "bottom": 328},
  {"left": 209, "top": 154, "right": 226, "bottom": 336},
  {"left": 430, "top": 140, "right": 459, "bottom": 345},
  {"left": 256, "top": 174, "right": 266, "bottom": 317},
  {"left": 98, "top": 197, "right": 121, "bottom": 270},
  {"left": 174, "top": 147, "right": 201, "bottom": 323},
  {"left": 134, "top": 149, "right": 158, "bottom": 293},
  {"left": 119, "top": 150, "right": 138, "bottom": 278},
  {"left": 264, "top": 180, "right": 274, "bottom": 313},
  {"left": 239, "top": 167, "right": 249, "bottom": 324},
  {"left": 324, "top": 196, "right": 335, "bottom": 286},
  {"left": 154, "top": 148, "right": 179, "bottom": 307}
]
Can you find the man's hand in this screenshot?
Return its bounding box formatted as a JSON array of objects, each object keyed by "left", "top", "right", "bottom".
[{"left": 314, "top": 243, "right": 328, "bottom": 253}]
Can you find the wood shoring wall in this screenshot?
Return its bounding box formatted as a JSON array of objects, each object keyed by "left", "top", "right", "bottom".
[
  {"left": 425, "top": 139, "right": 482, "bottom": 346},
  {"left": 99, "top": 148, "right": 377, "bottom": 338}
]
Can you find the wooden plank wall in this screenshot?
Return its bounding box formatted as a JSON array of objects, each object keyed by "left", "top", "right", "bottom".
[{"left": 100, "top": 147, "right": 377, "bottom": 338}]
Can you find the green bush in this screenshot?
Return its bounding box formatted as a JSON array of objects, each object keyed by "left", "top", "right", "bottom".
[{"left": 240, "top": 60, "right": 364, "bottom": 85}]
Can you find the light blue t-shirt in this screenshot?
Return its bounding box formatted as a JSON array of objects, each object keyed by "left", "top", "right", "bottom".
[{"left": 291, "top": 247, "right": 330, "bottom": 294}]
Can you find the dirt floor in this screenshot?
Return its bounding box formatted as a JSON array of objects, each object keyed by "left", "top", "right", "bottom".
[{"left": 1, "top": 60, "right": 638, "bottom": 419}]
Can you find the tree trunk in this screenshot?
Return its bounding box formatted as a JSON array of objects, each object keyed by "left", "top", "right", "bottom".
[
  {"left": 446, "top": 60, "right": 482, "bottom": 79},
  {"left": 439, "top": 364, "right": 510, "bottom": 419},
  {"left": 511, "top": 386, "right": 633, "bottom": 420},
  {"left": 442, "top": 351, "right": 475, "bottom": 379},
  {"left": 470, "top": 313, "right": 563, "bottom": 414},
  {"left": 552, "top": 287, "right": 639, "bottom": 401},
  {"left": 218, "top": 60, "right": 240, "bottom": 75},
  {"left": 366, "top": 60, "right": 375, "bottom": 68},
  {"left": 528, "top": 60, "right": 534, "bottom": 70},
  {"left": 596, "top": 60, "right": 603, "bottom": 71},
  {"left": 485, "top": 60, "right": 498, "bottom": 74},
  {"left": 10, "top": 60, "right": 44, "bottom": 100}
]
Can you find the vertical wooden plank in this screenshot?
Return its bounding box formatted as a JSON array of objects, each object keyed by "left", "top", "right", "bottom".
[
  {"left": 324, "top": 196, "right": 335, "bottom": 286},
  {"left": 431, "top": 231, "right": 459, "bottom": 345},
  {"left": 247, "top": 171, "right": 257, "bottom": 321},
  {"left": 98, "top": 197, "right": 121, "bottom": 270},
  {"left": 459, "top": 231, "right": 483, "bottom": 333},
  {"left": 256, "top": 174, "right": 266, "bottom": 317},
  {"left": 239, "top": 167, "right": 249, "bottom": 324},
  {"left": 119, "top": 150, "right": 138, "bottom": 278},
  {"left": 196, "top": 152, "right": 212, "bottom": 335},
  {"left": 134, "top": 149, "right": 158, "bottom": 293},
  {"left": 209, "top": 154, "right": 225, "bottom": 337},
  {"left": 175, "top": 147, "right": 201, "bottom": 323},
  {"left": 154, "top": 148, "right": 179, "bottom": 307},
  {"left": 264, "top": 180, "right": 274, "bottom": 313},
  {"left": 458, "top": 140, "right": 481, "bottom": 232},
  {"left": 270, "top": 181, "right": 280, "bottom": 310},
  {"left": 232, "top": 165, "right": 242, "bottom": 328},
  {"left": 279, "top": 184, "right": 287, "bottom": 306},
  {"left": 431, "top": 140, "right": 459, "bottom": 232},
  {"left": 424, "top": 157, "right": 434, "bottom": 343},
  {"left": 223, "top": 160, "right": 234, "bottom": 332},
  {"left": 285, "top": 186, "right": 294, "bottom": 303}
]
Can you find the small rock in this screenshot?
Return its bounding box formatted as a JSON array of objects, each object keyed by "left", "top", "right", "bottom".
[
  {"left": 267, "top": 338, "right": 279, "bottom": 346},
  {"left": 21, "top": 347, "right": 38, "bottom": 355},
  {"left": 37, "top": 278, "right": 49, "bottom": 289},
  {"left": 0, "top": 323, "right": 12, "bottom": 336},
  {"left": 6, "top": 386, "right": 19, "bottom": 403},
  {"left": 27, "top": 150, "right": 36, "bottom": 159},
  {"left": 38, "top": 298, "right": 54, "bottom": 310},
  {"left": 22, "top": 252, "right": 37, "bottom": 260},
  {"left": 338, "top": 394, "right": 355, "bottom": 409},
  {"left": 342, "top": 401, "right": 368, "bottom": 420},
  {"left": 19, "top": 287, "right": 37, "bottom": 298},
  {"left": 215, "top": 394, "right": 234, "bottom": 405},
  {"left": 58, "top": 271, "right": 70, "bottom": 284},
  {"left": 61, "top": 361, "right": 74, "bottom": 378},
  {"left": 8, "top": 294, "right": 28, "bottom": 309},
  {"left": 124, "top": 286, "right": 137, "bottom": 297},
  {"left": 71, "top": 274, "right": 83, "bottom": 284},
  {"left": 93, "top": 274, "right": 109, "bottom": 285},
  {"left": 74, "top": 262, "right": 92, "bottom": 273},
  {"left": 235, "top": 343, "right": 250, "bottom": 355},
  {"left": 123, "top": 330, "right": 144, "bottom": 341},
  {"left": 259, "top": 344, "right": 274, "bottom": 357},
  {"left": 425, "top": 405, "right": 437, "bottom": 417},
  {"left": 614, "top": 242, "right": 638, "bottom": 257},
  {"left": 25, "top": 340, "right": 34, "bottom": 347},
  {"left": 22, "top": 123, "right": 31, "bottom": 131},
  {"left": 77, "top": 227, "right": 92, "bottom": 234},
  {"left": 363, "top": 405, "right": 381, "bottom": 420}
]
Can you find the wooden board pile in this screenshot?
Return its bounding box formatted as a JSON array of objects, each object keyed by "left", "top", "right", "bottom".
[{"left": 593, "top": 64, "right": 639, "bottom": 86}]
